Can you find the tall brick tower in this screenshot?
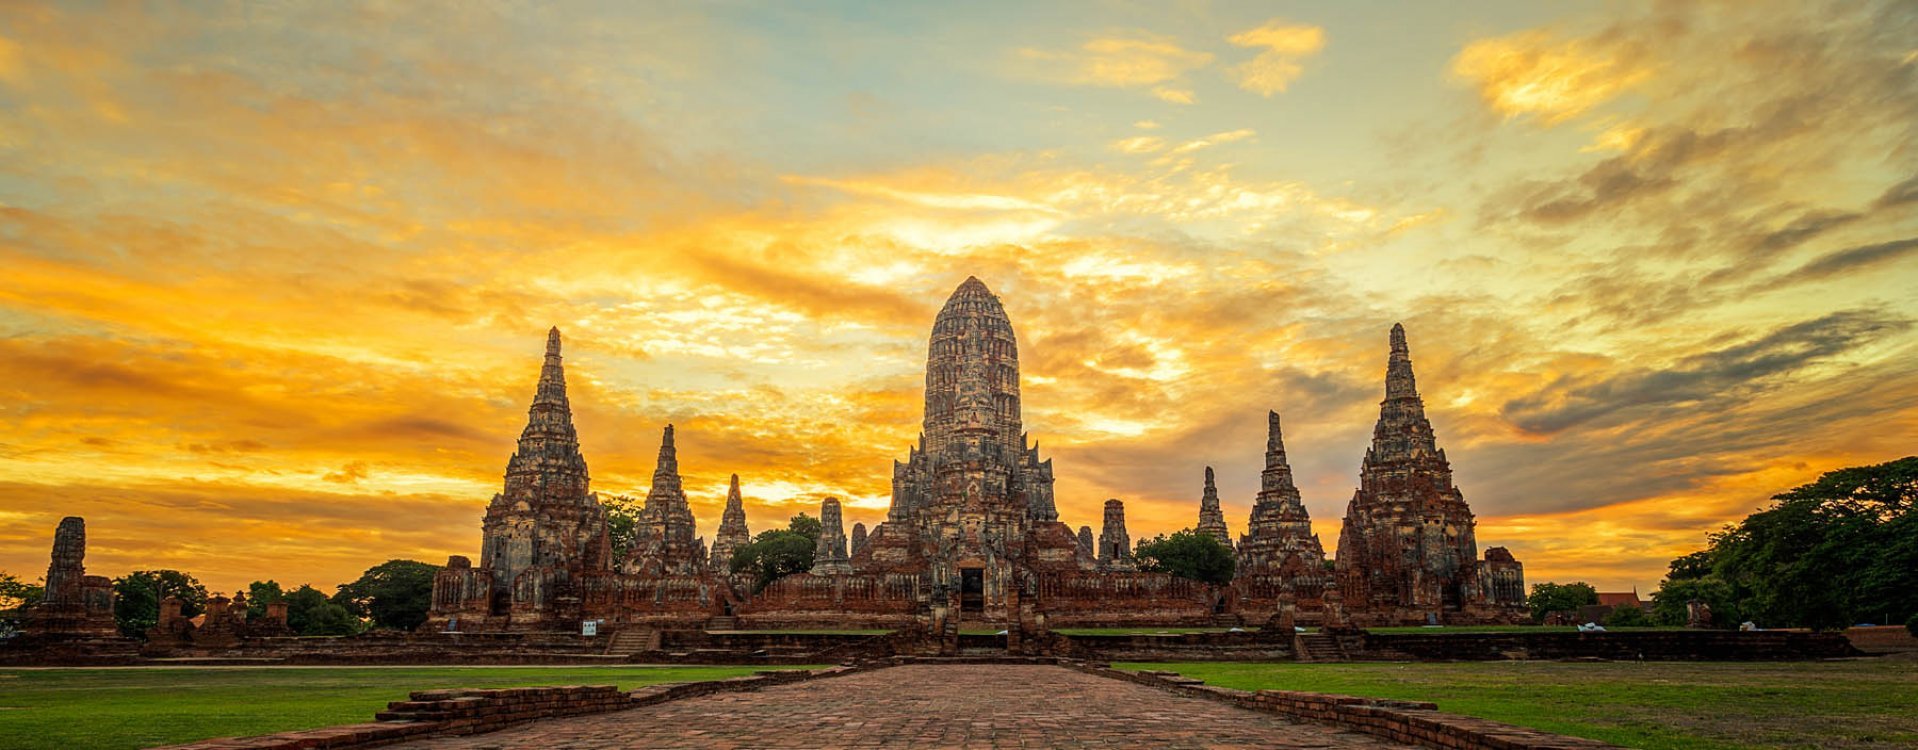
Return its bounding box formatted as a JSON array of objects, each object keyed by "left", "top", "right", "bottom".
[
  {"left": 855, "top": 277, "right": 1089, "bottom": 617},
  {"left": 446, "top": 329, "right": 612, "bottom": 627},
  {"left": 1334, "top": 324, "right": 1523, "bottom": 624}
]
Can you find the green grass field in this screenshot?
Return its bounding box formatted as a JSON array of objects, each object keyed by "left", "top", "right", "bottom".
[
  {"left": 1121, "top": 659, "right": 1918, "bottom": 750},
  {"left": 0, "top": 665, "right": 817, "bottom": 750}
]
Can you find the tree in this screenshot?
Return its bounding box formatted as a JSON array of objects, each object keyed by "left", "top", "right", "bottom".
[
  {"left": 245, "top": 580, "right": 285, "bottom": 620},
  {"left": 331, "top": 560, "right": 440, "bottom": 631},
  {"left": 1134, "top": 530, "right": 1236, "bottom": 585},
  {"left": 1907, "top": 613, "right": 1917, "bottom": 638},
  {"left": 730, "top": 513, "right": 820, "bottom": 593},
  {"left": 301, "top": 601, "right": 362, "bottom": 636},
  {"left": 786, "top": 512, "right": 822, "bottom": 540},
  {"left": 283, "top": 584, "right": 341, "bottom": 635},
  {"left": 0, "top": 571, "right": 44, "bottom": 635},
  {"left": 1649, "top": 576, "right": 1737, "bottom": 628},
  {"left": 1605, "top": 602, "right": 1653, "bottom": 627},
  {"left": 1689, "top": 456, "right": 1917, "bottom": 630},
  {"left": 601, "top": 493, "right": 644, "bottom": 558},
  {"left": 1526, "top": 581, "right": 1598, "bottom": 622},
  {"left": 112, "top": 570, "right": 209, "bottom": 638},
  {"left": 1666, "top": 551, "right": 1714, "bottom": 581}
]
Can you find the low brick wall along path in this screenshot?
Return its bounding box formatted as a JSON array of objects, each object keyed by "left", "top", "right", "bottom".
[{"left": 384, "top": 664, "right": 1414, "bottom": 749}]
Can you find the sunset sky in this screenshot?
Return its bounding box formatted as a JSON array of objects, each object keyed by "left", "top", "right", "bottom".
[{"left": 2, "top": 1, "right": 1915, "bottom": 598}]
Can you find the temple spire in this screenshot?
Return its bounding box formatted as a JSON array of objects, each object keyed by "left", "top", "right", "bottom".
[
  {"left": 653, "top": 425, "right": 679, "bottom": 485},
  {"left": 710, "top": 473, "right": 752, "bottom": 573},
  {"left": 811, "top": 497, "right": 852, "bottom": 575},
  {"left": 1385, "top": 322, "right": 1419, "bottom": 400},
  {"left": 1196, "top": 466, "right": 1231, "bottom": 547}
]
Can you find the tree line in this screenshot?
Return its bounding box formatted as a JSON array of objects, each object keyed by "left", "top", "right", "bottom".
[
  {"left": 1, "top": 559, "right": 440, "bottom": 638},
  {"left": 1529, "top": 456, "right": 1917, "bottom": 633}
]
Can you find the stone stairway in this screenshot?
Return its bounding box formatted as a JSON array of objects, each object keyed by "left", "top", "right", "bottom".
[
  {"left": 705, "top": 616, "right": 739, "bottom": 631},
  {"left": 1293, "top": 632, "right": 1347, "bottom": 662},
  {"left": 604, "top": 629, "right": 659, "bottom": 656}
]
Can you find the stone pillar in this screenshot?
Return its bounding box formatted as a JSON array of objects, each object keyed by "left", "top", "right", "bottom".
[
  {"left": 1098, "top": 499, "right": 1135, "bottom": 571},
  {"left": 1076, "top": 526, "right": 1094, "bottom": 557},
  {"left": 1323, "top": 589, "right": 1346, "bottom": 630},
  {"left": 851, "top": 522, "right": 868, "bottom": 554},
  {"left": 810, "top": 497, "right": 853, "bottom": 575}
]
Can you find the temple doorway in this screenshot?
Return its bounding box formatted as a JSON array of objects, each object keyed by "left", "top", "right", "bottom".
[{"left": 960, "top": 567, "right": 985, "bottom": 613}]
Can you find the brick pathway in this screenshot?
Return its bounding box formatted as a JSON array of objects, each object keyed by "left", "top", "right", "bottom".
[{"left": 386, "top": 664, "right": 1415, "bottom": 749}]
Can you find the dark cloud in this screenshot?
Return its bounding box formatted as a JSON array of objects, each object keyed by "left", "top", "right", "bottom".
[
  {"left": 1767, "top": 236, "right": 1918, "bottom": 288},
  {"left": 1501, "top": 309, "right": 1911, "bottom": 434}
]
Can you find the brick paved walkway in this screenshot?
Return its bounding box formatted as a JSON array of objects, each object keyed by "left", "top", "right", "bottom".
[{"left": 386, "top": 664, "right": 1415, "bottom": 749}]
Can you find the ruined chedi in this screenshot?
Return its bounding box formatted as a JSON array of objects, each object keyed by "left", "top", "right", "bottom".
[
  {"left": 708, "top": 474, "right": 752, "bottom": 574},
  {"left": 1236, "top": 412, "right": 1328, "bottom": 577},
  {"left": 1334, "top": 324, "right": 1526, "bottom": 625},
  {"left": 22, "top": 517, "right": 118, "bottom": 638},
  {"left": 811, "top": 497, "right": 853, "bottom": 575},
  {"left": 428, "top": 328, "right": 615, "bottom": 629},
  {"left": 1098, "top": 499, "right": 1135, "bottom": 571},
  {"left": 626, "top": 425, "right": 707, "bottom": 576},
  {"left": 1195, "top": 466, "right": 1232, "bottom": 549}
]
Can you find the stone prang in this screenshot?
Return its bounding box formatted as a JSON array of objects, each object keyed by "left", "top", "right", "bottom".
[
  {"left": 811, "top": 497, "right": 853, "bottom": 575},
  {"left": 22, "top": 516, "right": 118, "bottom": 638},
  {"left": 1195, "top": 466, "right": 1232, "bottom": 549},
  {"left": 1334, "top": 324, "right": 1525, "bottom": 625},
  {"left": 1098, "top": 499, "right": 1135, "bottom": 571},
  {"left": 709, "top": 474, "right": 752, "bottom": 574}
]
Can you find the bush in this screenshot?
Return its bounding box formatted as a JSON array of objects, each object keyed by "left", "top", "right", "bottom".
[
  {"left": 1606, "top": 604, "right": 1653, "bottom": 628},
  {"left": 1906, "top": 612, "right": 1917, "bottom": 638}
]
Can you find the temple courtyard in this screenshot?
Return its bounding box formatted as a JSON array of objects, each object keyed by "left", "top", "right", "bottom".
[{"left": 2, "top": 659, "right": 1913, "bottom": 750}]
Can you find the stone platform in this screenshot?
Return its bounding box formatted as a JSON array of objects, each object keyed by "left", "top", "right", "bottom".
[{"left": 383, "top": 664, "right": 1411, "bottom": 749}]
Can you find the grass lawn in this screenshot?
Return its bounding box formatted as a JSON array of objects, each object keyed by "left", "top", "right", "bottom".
[
  {"left": 0, "top": 665, "right": 819, "bottom": 750},
  {"left": 1363, "top": 625, "right": 1684, "bottom": 635},
  {"left": 1121, "top": 659, "right": 1918, "bottom": 750}
]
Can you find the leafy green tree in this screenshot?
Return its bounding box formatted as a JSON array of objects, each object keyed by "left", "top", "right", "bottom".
[
  {"left": 1526, "top": 581, "right": 1598, "bottom": 622},
  {"left": 245, "top": 580, "right": 285, "bottom": 620},
  {"left": 301, "top": 601, "right": 362, "bottom": 636},
  {"left": 331, "top": 560, "right": 440, "bottom": 631},
  {"left": 1649, "top": 576, "right": 1738, "bottom": 628},
  {"left": 1133, "top": 530, "right": 1236, "bottom": 585},
  {"left": 112, "top": 570, "right": 209, "bottom": 638},
  {"left": 730, "top": 513, "right": 820, "bottom": 592},
  {"left": 1666, "top": 551, "right": 1715, "bottom": 581},
  {"left": 0, "top": 571, "right": 44, "bottom": 634},
  {"left": 786, "top": 512, "right": 822, "bottom": 540},
  {"left": 283, "top": 584, "right": 337, "bottom": 635},
  {"left": 1704, "top": 456, "right": 1917, "bottom": 630},
  {"left": 600, "top": 493, "right": 644, "bottom": 558},
  {"left": 1605, "top": 602, "right": 1653, "bottom": 627}
]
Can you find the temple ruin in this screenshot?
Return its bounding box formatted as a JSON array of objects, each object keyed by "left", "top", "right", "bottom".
[{"left": 425, "top": 277, "right": 1525, "bottom": 635}]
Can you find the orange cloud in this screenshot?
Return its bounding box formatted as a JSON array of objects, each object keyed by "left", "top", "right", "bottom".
[
  {"left": 1451, "top": 30, "right": 1650, "bottom": 124},
  {"left": 1016, "top": 32, "right": 1214, "bottom": 102},
  {"left": 1226, "top": 20, "right": 1326, "bottom": 96}
]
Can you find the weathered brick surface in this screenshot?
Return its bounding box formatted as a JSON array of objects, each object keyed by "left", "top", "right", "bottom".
[{"left": 383, "top": 664, "right": 1412, "bottom": 749}]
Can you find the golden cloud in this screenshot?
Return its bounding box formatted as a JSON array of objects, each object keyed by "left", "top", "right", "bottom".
[
  {"left": 1017, "top": 32, "right": 1213, "bottom": 101},
  {"left": 1450, "top": 30, "right": 1650, "bottom": 124},
  {"left": 1226, "top": 20, "right": 1327, "bottom": 96}
]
